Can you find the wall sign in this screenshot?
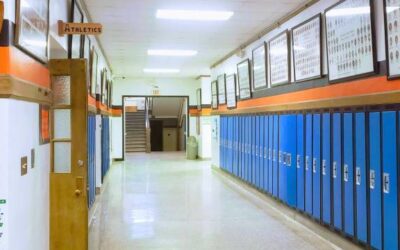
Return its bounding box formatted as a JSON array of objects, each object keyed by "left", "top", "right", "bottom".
[
  {"left": 39, "top": 105, "right": 50, "bottom": 145},
  {"left": 226, "top": 74, "right": 237, "bottom": 109},
  {"left": 325, "top": 0, "right": 376, "bottom": 82},
  {"left": 58, "top": 21, "right": 103, "bottom": 36},
  {"left": 292, "top": 14, "right": 322, "bottom": 82},
  {"left": 252, "top": 43, "right": 268, "bottom": 90},
  {"left": 237, "top": 59, "right": 252, "bottom": 100},
  {"left": 217, "top": 74, "right": 226, "bottom": 105},
  {"left": 269, "top": 31, "right": 290, "bottom": 86},
  {"left": 385, "top": 0, "right": 400, "bottom": 79},
  {"left": 211, "top": 81, "right": 218, "bottom": 110},
  {"left": 15, "top": 0, "right": 49, "bottom": 63}
]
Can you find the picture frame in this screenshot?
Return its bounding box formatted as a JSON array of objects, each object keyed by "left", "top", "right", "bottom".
[
  {"left": 325, "top": 0, "right": 377, "bottom": 83},
  {"left": 108, "top": 80, "right": 113, "bottom": 107},
  {"left": 196, "top": 88, "right": 202, "bottom": 111},
  {"left": 69, "top": 0, "right": 84, "bottom": 59},
  {"left": 252, "top": 42, "right": 268, "bottom": 90},
  {"left": 217, "top": 74, "right": 227, "bottom": 105},
  {"left": 226, "top": 74, "right": 237, "bottom": 109},
  {"left": 292, "top": 14, "right": 323, "bottom": 83},
  {"left": 101, "top": 69, "right": 107, "bottom": 104},
  {"left": 269, "top": 30, "right": 291, "bottom": 86},
  {"left": 90, "top": 47, "right": 98, "bottom": 97},
  {"left": 39, "top": 104, "right": 50, "bottom": 145},
  {"left": 15, "top": 0, "right": 49, "bottom": 63},
  {"left": 237, "top": 59, "right": 252, "bottom": 100},
  {"left": 211, "top": 80, "right": 219, "bottom": 110},
  {"left": 384, "top": 0, "right": 400, "bottom": 79},
  {"left": 84, "top": 36, "right": 91, "bottom": 91}
]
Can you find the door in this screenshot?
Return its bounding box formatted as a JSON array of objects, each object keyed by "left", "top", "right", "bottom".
[
  {"left": 297, "top": 114, "right": 305, "bottom": 211},
  {"left": 150, "top": 120, "right": 163, "bottom": 151},
  {"left": 163, "top": 128, "right": 178, "bottom": 151},
  {"left": 312, "top": 113, "right": 321, "bottom": 220},
  {"left": 50, "top": 60, "right": 88, "bottom": 250},
  {"left": 343, "top": 113, "right": 354, "bottom": 237},
  {"left": 322, "top": 113, "right": 331, "bottom": 225}
]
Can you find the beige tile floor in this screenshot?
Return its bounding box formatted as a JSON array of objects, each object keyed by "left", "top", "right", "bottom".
[{"left": 89, "top": 152, "right": 346, "bottom": 250}]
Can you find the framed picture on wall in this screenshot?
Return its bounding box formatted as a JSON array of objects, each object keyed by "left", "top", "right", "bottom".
[
  {"left": 108, "top": 80, "right": 113, "bottom": 107},
  {"left": 217, "top": 74, "right": 226, "bottom": 105},
  {"left": 292, "top": 14, "right": 323, "bottom": 82},
  {"left": 196, "top": 88, "right": 202, "bottom": 111},
  {"left": 70, "top": 0, "right": 84, "bottom": 59},
  {"left": 101, "top": 69, "right": 108, "bottom": 104},
  {"left": 325, "top": 0, "right": 376, "bottom": 83},
  {"left": 84, "top": 36, "right": 91, "bottom": 91},
  {"left": 39, "top": 104, "right": 50, "bottom": 145},
  {"left": 211, "top": 80, "right": 218, "bottom": 110},
  {"left": 237, "top": 59, "right": 252, "bottom": 100},
  {"left": 384, "top": 0, "right": 400, "bottom": 79},
  {"left": 252, "top": 43, "right": 268, "bottom": 90},
  {"left": 269, "top": 31, "right": 290, "bottom": 86},
  {"left": 226, "top": 74, "right": 237, "bottom": 109},
  {"left": 15, "top": 0, "right": 49, "bottom": 63},
  {"left": 90, "top": 47, "right": 98, "bottom": 97}
]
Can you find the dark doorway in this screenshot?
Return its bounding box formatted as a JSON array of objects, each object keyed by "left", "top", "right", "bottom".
[{"left": 150, "top": 120, "right": 163, "bottom": 151}]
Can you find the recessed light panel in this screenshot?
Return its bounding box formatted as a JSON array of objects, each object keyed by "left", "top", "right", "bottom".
[
  {"left": 143, "top": 68, "right": 180, "bottom": 73},
  {"left": 148, "top": 49, "right": 198, "bottom": 56},
  {"left": 156, "top": 9, "right": 234, "bottom": 21}
]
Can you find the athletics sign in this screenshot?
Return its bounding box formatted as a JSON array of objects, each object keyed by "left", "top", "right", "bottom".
[{"left": 58, "top": 20, "right": 102, "bottom": 36}]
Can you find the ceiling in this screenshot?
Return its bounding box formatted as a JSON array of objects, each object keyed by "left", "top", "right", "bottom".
[
  {"left": 152, "top": 97, "right": 185, "bottom": 118},
  {"left": 83, "top": 0, "right": 311, "bottom": 78}
]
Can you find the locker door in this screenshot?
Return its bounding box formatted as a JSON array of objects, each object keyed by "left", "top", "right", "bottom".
[
  {"left": 355, "top": 112, "right": 367, "bottom": 243},
  {"left": 313, "top": 113, "right": 321, "bottom": 220},
  {"left": 259, "top": 115, "right": 264, "bottom": 190},
  {"left": 305, "top": 114, "right": 313, "bottom": 215},
  {"left": 255, "top": 116, "right": 260, "bottom": 188},
  {"left": 333, "top": 113, "right": 342, "bottom": 230},
  {"left": 227, "top": 117, "right": 231, "bottom": 173},
  {"left": 251, "top": 116, "right": 256, "bottom": 185},
  {"left": 264, "top": 115, "right": 269, "bottom": 192},
  {"left": 279, "top": 115, "right": 287, "bottom": 202},
  {"left": 233, "top": 116, "right": 237, "bottom": 176},
  {"left": 268, "top": 115, "right": 274, "bottom": 194},
  {"left": 247, "top": 116, "right": 251, "bottom": 183},
  {"left": 235, "top": 116, "right": 239, "bottom": 176},
  {"left": 220, "top": 117, "right": 224, "bottom": 170},
  {"left": 369, "top": 112, "right": 382, "bottom": 250},
  {"left": 273, "top": 115, "right": 279, "bottom": 198},
  {"left": 382, "top": 111, "right": 398, "bottom": 250},
  {"left": 297, "top": 114, "right": 305, "bottom": 211},
  {"left": 343, "top": 113, "right": 354, "bottom": 237},
  {"left": 322, "top": 113, "right": 331, "bottom": 225},
  {"left": 287, "top": 114, "right": 297, "bottom": 208},
  {"left": 241, "top": 116, "right": 245, "bottom": 180}
]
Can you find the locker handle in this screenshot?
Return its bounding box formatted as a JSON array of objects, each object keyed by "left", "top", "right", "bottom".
[
  {"left": 343, "top": 164, "right": 349, "bottom": 182},
  {"left": 322, "top": 160, "right": 327, "bottom": 176},
  {"left": 305, "top": 156, "right": 310, "bottom": 171},
  {"left": 356, "top": 167, "right": 361, "bottom": 186},
  {"left": 370, "top": 170, "right": 375, "bottom": 189},
  {"left": 312, "top": 158, "right": 317, "bottom": 173},
  {"left": 296, "top": 155, "right": 301, "bottom": 169},
  {"left": 383, "top": 173, "right": 390, "bottom": 194},
  {"left": 286, "top": 153, "right": 291, "bottom": 166},
  {"left": 333, "top": 161, "right": 337, "bottom": 179}
]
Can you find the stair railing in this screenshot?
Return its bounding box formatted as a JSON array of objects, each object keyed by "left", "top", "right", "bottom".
[{"left": 145, "top": 97, "right": 151, "bottom": 153}]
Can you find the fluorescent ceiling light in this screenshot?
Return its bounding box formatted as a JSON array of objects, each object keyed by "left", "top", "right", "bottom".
[
  {"left": 148, "top": 49, "right": 198, "bottom": 56},
  {"left": 143, "top": 68, "right": 180, "bottom": 74},
  {"left": 156, "top": 9, "right": 234, "bottom": 21}
]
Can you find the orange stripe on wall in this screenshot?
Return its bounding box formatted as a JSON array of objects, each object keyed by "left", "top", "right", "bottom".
[{"left": 0, "top": 47, "right": 50, "bottom": 88}]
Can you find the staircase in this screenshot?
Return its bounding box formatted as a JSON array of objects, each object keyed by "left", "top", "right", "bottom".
[{"left": 125, "top": 111, "right": 146, "bottom": 153}]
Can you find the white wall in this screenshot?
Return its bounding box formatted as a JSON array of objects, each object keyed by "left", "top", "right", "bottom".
[
  {"left": 0, "top": 100, "right": 50, "bottom": 250},
  {"left": 200, "top": 76, "right": 211, "bottom": 105},
  {"left": 211, "top": 116, "right": 220, "bottom": 167},
  {"left": 197, "top": 117, "right": 212, "bottom": 159}
]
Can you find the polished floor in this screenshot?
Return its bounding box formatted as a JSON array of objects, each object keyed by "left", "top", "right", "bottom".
[{"left": 89, "top": 152, "right": 347, "bottom": 250}]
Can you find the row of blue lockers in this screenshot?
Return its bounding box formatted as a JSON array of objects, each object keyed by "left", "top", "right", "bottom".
[{"left": 220, "top": 111, "right": 399, "bottom": 250}]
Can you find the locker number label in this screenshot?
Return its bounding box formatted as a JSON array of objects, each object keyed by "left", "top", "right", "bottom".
[{"left": 383, "top": 173, "right": 390, "bottom": 194}]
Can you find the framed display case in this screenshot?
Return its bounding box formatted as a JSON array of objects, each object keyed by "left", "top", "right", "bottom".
[
  {"left": 292, "top": 14, "right": 323, "bottom": 82},
  {"left": 252, "top": 43, "right": 268, "bottom": 90},
  {"left": 196, "top": 88, "right": 202, "bottom": 111},
  {"left": 107, "top": 80, "right": 113, "bottom": 107},
  {"left": 90, "top": 47, "right": 98, "bottom": 97},
  {"left": 211, "top": 81, "right": 219, "bottom": 110},
  {"left": 15, "top": 0, "right": 49, "bottom": 63},
  {"left": 70, "top": 0, "right": 84, "bottom": 59},
  {"left": 217, "top": 74, "right": 226, "bottom": 105},
  {"left": 269, "top": 31, "right": 291, "bottom": 86},
  {"left": 101, "top": 69, "right": 108, "bottom": 104},
  {"left": 237, "top": 59, "right": 252, "bottom": 100},
  {"left": 226, "top": 74, "right": 237, "bottom": 109},
  {"left": 384, "top": 0, "right": 400, "bottom": 79},
  {"left": 325, "top": 0, "right": 376, "bottom": 83}
]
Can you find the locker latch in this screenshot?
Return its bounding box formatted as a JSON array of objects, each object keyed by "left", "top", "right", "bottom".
[
  {"left": 383, "top": 173, "right": 390, "bottom": 194},
  {"left": 322, "top": 160, "right": 327, "bottom": 176},
  {"left": 343, "top": 164, "right": 349, "bottom": 182},
  {"left": 313, "top": 158, "right": 317, "bottom": 173},
  {"left": 356, "top": 167, "right": 361, "bottom": 186},
  {"left": 297, "top": 155, "right": 301, "bottom": 169},
  {"left": 370, "top": 170, "right": 375, "bottom": 189},
  {"left": 333, "top": 161, "right": 337, "bottom": 179},
  {"left": 286, "top": 153, "right": 292, "bottom": 166},
  {"left": 279, "top": 151, "right": 283, "bottom": 163},
  {"left": 305, "top": 156, "right": 310, "bottom": 171},
  {"left": 255, "top": 146, "right": 259, "bottom": 157},
  {"left": 264, "top": 147, "right": 267, "bottom": 159}
]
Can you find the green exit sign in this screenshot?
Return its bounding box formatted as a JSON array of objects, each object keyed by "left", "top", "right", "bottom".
[{"left": 0, "top": 200, "right": 6, "bottom": 204}]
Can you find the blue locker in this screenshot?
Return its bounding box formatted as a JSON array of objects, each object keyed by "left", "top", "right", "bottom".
[
  {"left": 279, "top": 115, "right": 287, "bottom": 202},
  {"left": 313, "top": 114, "right": 321, "bottom": 220},
  {"left": 297, "top": 114, "right": 305, "bottom": 211},
  {"left": 235, "top": 116, "right": 239, "bottom": 176},
  {"left": 247, "top": 116, "right": 251, "bottom": 183},
  {"left": 227, "top": 117, "right": 231, "bottom": 173},
  {"left": 241, "top": 116, "right": 245, "bottom": 180},
  {"left": 233, "top": 116, "right": 237, "bottom": 175},
  {"left": 369, "top": 112, "right": 382, "bottom": 250},
  {"left": 230, "top": 116, "right": 234, "bottom": 174},
  {"left": 355, "top": 112, "right": 367, "bottom": 243},
  {"left": 343, "top": 113, "right": 354, "bottom": 236},
  {"left": 287, "top": 114, "right": 297, "bottom": 208},
  {"left": 273, "top": 115, "right": 279, "bottom": 198},
  {"left": 268, "top": 116, "right": 274, "bottom": 194},
  {"left": 219, "top": 117, "right": 223, "bottom": 170},
  {"left": 223, "top": 117, "right": 227, "bottom": 171},
  {"left": 255, "top": 116, "right": 260, "bottom": 188},
  {"left": 263, "top": 115, "right": 269, "bottom": 192},
  {"left": 251, "top": 116, "right": 255, "bottom": 185},
  {"left": 382, "top": 111, "right": 398, "bottom": 250},
  {"left": 322, "top": 113, "right": 331, "bottom": 225},
  {"left": 259, "top": 115, "right": 264, "bottom": 190},
  {"left": 333, "top": 113, "right": 342, "bottom": 230},
  {"left": 305, "top": 114, "right": 313, "bottom": 215}
]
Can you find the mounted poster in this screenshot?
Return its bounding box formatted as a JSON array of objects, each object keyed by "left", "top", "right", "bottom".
[
  {"left": 70, "top": 0, "right": 84, "bottom": 59},
  {"left": 237, "top": 59, "right": 252, "bottom": 100},
  {"left": 226, "top": 74, "right": 237, "bottom": 109},
  {"left": 15, "top": 0, "right": 49, "bottom": 63},
  {"left": 385, "top": 0, "right": 400, "bottom": 79},
  {"left": 252, "top": 43, "right": 268, "bottom": 90},
  {"left": 269, "top": 31, "right": 290, "bottom": 86},
  {"left": 325, "top": 0, "right": 376, "bottom": 82},
  {"left": 211, "top": 81, "right": 218, "bottom": 110},
  {"left": 217, "top": 74, "right": 226, "bottom": 105},
  {"left": 196, "top": 88, "right": 202, "bottom": 111},
  {"left": 292, "top": 15, "right": 322, "bottom": 82}
]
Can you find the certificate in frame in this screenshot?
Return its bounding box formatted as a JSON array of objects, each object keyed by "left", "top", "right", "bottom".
[
  {"left": 237, "top": 59, "right": 252, "bottom": 100},
  {"left": 325, "top": 0, "right": 377, "bottom": 83},
  {"left": 226, "top": 74, "right": 237, "bottom": 109},
  {"left": 292, "top": 14, "right": 323, "bottom": 83},
  {"left": 15, "top": 0, "right": 49, "bottom": 63},
  {"left": 211, "top": 81, "right": 219, "bottom": 110},
  {"left": 384, "top": 0, "right": 400, "bottom": 79},
  {"left": 269, "top": 30, "right": 291, "bottom": 86},
  {"left": 196, "top": 88, "right": 202, "bottom": 111},
  {"left": 217, "top": 74, "right": 227, "bottom": 105},
  {"left": 252, "top": 43, "right": 268, "bottom": 90}
]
